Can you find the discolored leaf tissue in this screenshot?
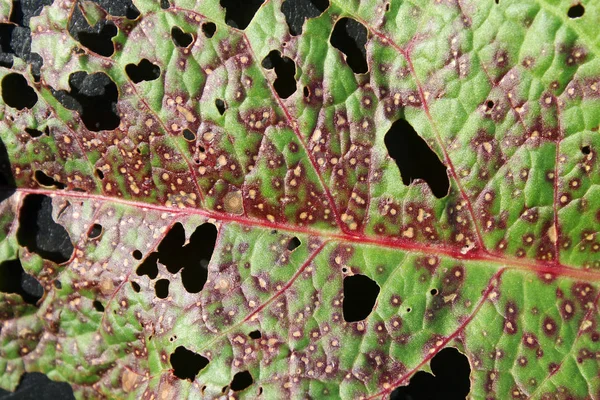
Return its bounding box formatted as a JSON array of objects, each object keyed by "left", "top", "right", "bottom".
[{"left": 0, "top": 0, "right": 599, "bottom": 398}]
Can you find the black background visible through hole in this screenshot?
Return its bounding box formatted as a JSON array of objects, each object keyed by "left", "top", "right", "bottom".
[
  {"left": 171, "top": 26, "right": 193, "bottom": 47},
  {"left": 384, "top": 119, "right": 450, "bottom": 198},
  {"left": 1, "top": 72, "right": 38, "bottom": 110},
  {"left": 0, "top": 372, "right": 75, "bottom": 400},
  {"left": 125, "top": 59, "right": 161, "bottom": 83},
  {"left": 330, "top": 17, "right": 368, "bottom": 74},
  {"left": 170, "top": 346, "right": 209, "bottom": 381},
  {"left": 0, "top": 137, "right": 16, "bottom": 203},
  {"left": 0, "top": 258, "right": 44, "bottom": 305},
  {"left": 568, "top": 3, "right": 585, "bottom": 18},
  {"left": 261, "top": 50, "right": 297, "bottom": 98},
  {"left": 230, "top": 370, "right": 253, "bottom": 392},
  {"left": 281, "top": 0, "right": 329, "bottom": 35},
  {"left": 391, "top": 348, "right": 471, "bottom": 400},
  {"left": 342, "top": 274, "right": 380, "bottom": 322},
  {"left": 220, "top": 0, "right": 265, "bottom": 29}
]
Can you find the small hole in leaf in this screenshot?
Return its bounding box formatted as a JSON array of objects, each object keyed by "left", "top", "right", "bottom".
[
  {"left": 342, "top": 267, "right": 348, "bottom": 273},
  {"left": 215, "top": 98, "right": 226, "bottom": 115},
  {"left": 287, "top": 237, "right": 301, "bottom": 251},
  {"left": 342, "top": 274, "right": 380, "bottom": 322},
  {"left": 230, "top": 370, "right": 253, "bottom": 391},
  {"left": 486, "top": 100, "right": 494, "bottom": 109},
  {"left": 262, "top": 50, "right": 297, "bottom": 98},
  {"left": 581, "top": 145, "right": 591, "bottom": 155},
  {"left": 181, "top": 223, "right": 217, "bottom": 293},
  {"left": 24, "top": 128, "right": 44, "bottom": 138},
  {"left": 202, "top": 22, "right": 216, "bottom": 38},
  {"left": 303, "top": 86, "right": 310, "bottom": 97},
  {"left": 34, "top": 170, "right": 66, "bottom": 189},
  {"left": 0, "top": 259, "right": 44, "bottom": 305},
  {"left": 88, "top": 223, "right": 102, "bottom": 239},
  {"left": 330, "top": 17, "right": 368, "bottom": 74},
  {"left": 54, "top": 280, "right": 61, "bottom": 289},
  {"left": 390, "top": 348, "right": 470, "bottom": 400},
  {"left": 568, "top": 3, "right": 584, "bottom": 18},
  {"left": 249, "top": 330, "right": 261, "bottom": 339},
  {"left": 170, "top": 346, "right": 209, "bottom": 381},
  {"left": 220, "top": 0, "right": 265, "bottom": 29},
  {"left": 384, "top": 119, "right": 450, "bottom": 198},
  {"left": 125, "top": 59, "right": 161, "bottom": 83},
  {"left": 281, "top": 0, "right": 329, "bottom": 35},
  {"left": 385, "top": 2, "right": 390, "bottom": 11},
  {"left": 95, "top": 168, "right": 104, "bottom": 179},
  {"left": 155, "top": 279, "right": 169, "bottom": 299},
  {"left": 406, "top": 307, "right": 412, "bottom": 313},
  {"left": 198, "top": 145, "right": 206, "bottom": 153},
  {"left": 160, "top": 0, "right": 170, "bottom": 9},
  {"left": 171, "top": 26, "right": 193, "bottom": 47},
  {"left": 1, "top": 73, "right": 37, "bottom": 110},
  {"left": 131, "top": 281, "right": 140, "bottom": 292},
  {"left": 430, "top": 288, "right": 438, "bottom": 296},
  {"left": 93, "top": 300, "right": 105, "bottom": 312},
  {"left": 133, "top": 250, "right": 142, "bottom": 260},
  {"left": 17, "top": 194, "right": 74, "bottom": 264},
  {"left": 183, "top": 128, "right": 196, "bottom": 141}
]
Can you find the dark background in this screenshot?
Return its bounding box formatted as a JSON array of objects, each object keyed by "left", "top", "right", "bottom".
[{"left": 0, "top": 0, "right": 470, "bottom": 398}]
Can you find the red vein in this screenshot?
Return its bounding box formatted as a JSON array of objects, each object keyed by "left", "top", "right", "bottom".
[{"left": 368, "top": 269, "right": 506, "bottom": 399}]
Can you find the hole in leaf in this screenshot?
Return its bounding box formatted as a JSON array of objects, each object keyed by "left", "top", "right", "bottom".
[
  {"left": 17, "top": 194, "right": 74, "bottom": 264},
  {"left": 230, "top": 370, "right": 253, "bottom": 391},
  {"left": 281, "top": 0, "right": 329, "bottom": 35},
  {"left": 342, "top": 274, "right": 380, "bottom": 322},
  {"left": 486, "top": 100, "right": 494, "bottom": 109},
  {"left": 95, "top": 168, "right": 104, "bottom": 179},
  {"left": 248, "top": 330, "right": 261, "bottom": 339},
  {"left": 52, "top": 71, "right": 120, "bottom": 132},
  {"left": 330, "top": 17, "right": 368, "bottom": 74},
  {"left": 220, "top": 0, "right": 265, "bottom": 29},
  {"left": 183, "top": 128, "right": 196, "bottom": 141},
  {"left": 430, "top": 288, "right": 438, "bottom": 296},
  {"left": 303, "top": 86, "right": 310, "bottom": 97},
  {"left": 68, "top": 4, "right": 118, "bottom": 57},
  {"left": 1, "top": 73, "right": 37, "bottom": 110},
  {"left": 24, "top": 127, "right": 45, "bottom": 138},
  {"left": 131, "top": 281, "right": 140, "bottom": 292},
  {"left": 33, "top": 170, "right": 66, "bottom": 189},
  {"left": 0, "top": 258, "right": 43, "bottom": 305},
  {"left": 133, "top": 250, "right": 142, "bottom": 260},
  {"left": 581, "top": 145, "right": 591, "bottom": 155},
  {"left": 385, "top": 2, "right": 390, "bottom": 11},
  {"left": 88, "top": 0, "right": 140, "bottom": 19},
  {"left": 171, "top": 26, "right": 193, "bottom": 47},
  {"left": 406, "top": 307, "right": 412, "bottom": 313},
  {"left": 88, "top": 223, "right": 102, "bottom": 239},
  {"left": 341, "top": 266, "right": 348, "bottom": 273},
  {"left": 261, "top": 50, "right": 297, "bottom": 98},
  {"left": 160, "top": 0, "right": 170, "bottom": 9},
  {"left": 92, "top": 300, "right": 105, "bottom": 312},
  {"left": 390, "top": 348, "right": 471, "bottom": 400},
  {"left": 155, "top": 279, "right": 169, "bottom": 299},
  {"left": 568, "top": 3, "right": 584, "bottom": 18},
  {"left": 287, "top": 236, "right": 301, "bottom": 251},
  {"left": 54, "top": 280, "right": 61, "bottom": 289},
  {"left": 202, "top": 22, "right": 216, "bottom": 38},
  {"left": 136, "top": 252, "right": 159, "bottom": 279},
  {"left": 170, "top": 346, "right": 209, "bottom": 381},
  {"left": 125, "top": 59, "right": 161, "bottom": 83},
  {"left": 215, "top": 98, "right": 226, "bottom": 115},
  {"left": 384, "top": 119, "right": 449, "bottom": 198}
]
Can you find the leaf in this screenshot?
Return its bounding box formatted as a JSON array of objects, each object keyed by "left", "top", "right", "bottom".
[{"left": 0, "top": 0, "right": 599, "bottom": 398}]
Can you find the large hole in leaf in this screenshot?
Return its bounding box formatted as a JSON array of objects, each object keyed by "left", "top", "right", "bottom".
[
  {"left": 0, "top": 258, "right": 43, "bottom": 305},
  {"left": 261, "top": 50, "right": 297, "bottom": 99},
  {"left": 170, "top": 346, "right": 209, "bottom": 381},
  {"left": 568, "top": 3, "right": 585, "bottom": 18},
  {"left": 384, "top": 119, "right": 449, "bottom": 198},
  {"left": 390, "top": 348, "right": 471, "bottom": 400},
  {"left": 330, "top": 17, "right": 368, "bottom": 74},
  {"left": 0, "top": 372, "right": 75, "bottom": 399},
  {"left": 220, "top": 0, "right": 265, "bottom": 29},
  {"left": 52, "top": 71, "right": 120, "bottom": 132},
  {"left": 281, "top": 0, "right": 329, "bottom": 35},
  {"left": 17, "top": 194, "right": 74, "bottom": 264},
  {"left": 342, "top": 274, "right": 380, "bottom": 322},
  {"left": 125, "top": 59, "right": 161, "bottom": 83},
  {"left": 33, "top": 170, "right": 66, "bottom": 189},
  {"left": 230, "top": 370, "right": 253, "bottom": 392},
  {"left": 68, "top": 4, "right": 117, "bottom": 57},
  {"left": 171, "top": 26, "right": 193, "bottom": 47},
  {"left": 1, "top": 72, "right": 37, "bottom": 110}
]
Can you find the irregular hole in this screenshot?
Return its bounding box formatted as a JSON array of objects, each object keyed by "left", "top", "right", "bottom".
[
  {"left": 160, "top": 0, "right": 170, "bottom": 9},
  {"left": 581, "top": 145, "right": 591, "bottom": 155},
  {"left": 88, "top": 0, "right": 140, "bottom": 19},
  {"left": 281, "top": 0, "right": 329, "bottom": 35},
  {"left": 95, "top": 168, "right": 104, "bottom": 179},
  {"left": 342, "top": 274, "right": 380, "bottom": 322},
  {"left": 1, "top": 73, "right": 37, "bottom": 110},
  {"left": 0, "top": 258, "right": 43, "bottom": 305},
  {"left": 136, "top": 252, "right": 159, "bottom": 279},
  {"left": 68, "top": 4, "right": 117, "bottom": 57},
  {"left": 3, "top": 372, "right": 75, "bottom": 399},
  {"left": 230, "top": 370, "right": 253, "bottom": 391},
  {"left": 384, "top": 119, "right": 450, "bottom": 198},
  {"left": 390, "top": 348, "right": 470, "bottom": 400},
  {"left": 88, "top": 223, "right": 102, "bottom": 239},
  {"left": 183, "top": 128, "right": 196, "bottom": 141},
  {"left": 17, "top": 194, "right": 74, "bottom": 264},
  {"left": 24, "top": 127, "right": 45, "bottom": 138},
  {"left": 92, "top": 300, "right": 105, "bottom": 312},
  {"left": 220, "top": 0, "right": 265, "bottom": 29},
  {"left": 430, "top": 288, "right": 438, "bottom": 296},
  {"left": 330, "top": 17, "right": 368, "bottom": 74},
  {"left": 52, "top": 71, "right": 120, "bottom": 132},
  {"left": 129, "top": 282, "right": 140, "bottom": 294},
  {"left": 568, "top": 3, "right": 584, "bottom": 18},
  {"left": 0, "top": 24, "right": 15, "bottom": 68},
  {"left": 261, "top": 50, "right": 297, "bottom": 98},
  {"left": 215, "top": 98, "right": 226, "bottom": 115},
  {"left": 181, "top": 223, "right": 217, "bottom": 293},
  {"left": 125, "top": 59, "right": 161, "bottom": 83},
  {"left": 170, "top": 346, "right": 209, "bottom": 381},
  {"left": 287, "top": 236, "right": 301, "bottom": 251},
  {"left": 248, "top": 330, "right": 261, "bottom": 339},
  {"left": 171, "top": 26, "right": 193, "bottom": 47},
  {"left": 155, "top": 279, "right": 169, "bottom": 299},
  {"left": 202, "top": 22, "right": 216, "bottom": 38},
  {"left": 33, "top": 170, "right": 66, "bottom": 189}
]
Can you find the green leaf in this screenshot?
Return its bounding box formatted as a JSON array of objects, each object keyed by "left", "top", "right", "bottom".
[{"left": 1, "top": 0, "right": 599, "bottom": 398}]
